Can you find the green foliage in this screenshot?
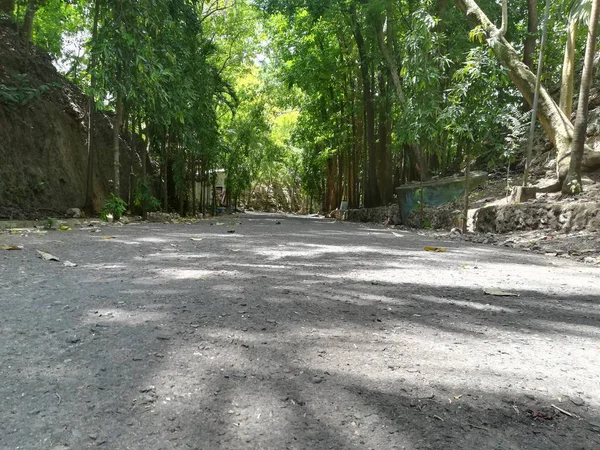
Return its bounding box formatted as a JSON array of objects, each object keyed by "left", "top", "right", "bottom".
[
  {"left": 101, "top": 194, "right": 127, "bottom": 221},
  {"left": 14, "top": 0, "right": 596, "bottom": 211},
  {"left": 133, "top": 180, "right": 161, "bottom": 213},
  {"left": 0, "top": 74, "right": 60, "bottom": 106},
  {"left": 442, "top": 47, "right": 518, "bottom": 163}
]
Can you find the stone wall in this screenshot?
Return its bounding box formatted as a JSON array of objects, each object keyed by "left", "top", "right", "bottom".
[
  {"left": 345, "top": 204, "right": 401, "bottom": 224},
  {"left": 474, "top": 202, "right": 600, "bottom": 233}
]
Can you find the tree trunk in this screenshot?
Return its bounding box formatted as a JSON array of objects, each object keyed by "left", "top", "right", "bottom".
[
  {"left": 191, "top": 161, "right": 197, "bottom": 216},
  {"left": 523, "top": 0, "right": 537, "bottom": 70},
  {"left": 0, "top": 0, "right": 15, "bottom": 17},
  {"left": 352, "top": 3, "right": 381, "bottom": 208},
  {"left": 563, "top": 0, "right": 600, "bottom": 195},
  {"left": 523, "top": 0, "right": 550, "bottom": 187},
  {"left": 377, "top": 71, "right": 392, "bottom": 203},
  {"left": 163, "top": 131, "right": 169, "bottom": 212},
  {"left": 455, "top": 0, "right": 600, "bottom": 182},
  {"left": 84, "top": 0, "right": 101, "bottom": 216},
  {"left": 499, "top": 0, "right": 508, "bottom": 36},
  {"left": 463, "top": 153, "right": 471, "bottom": 234},
  {"left": 326, "top": 155, "right": 336, "bottom": 212},
  {"left": 112, "top": 92, "right": 124, "bottom": 197},
  {"left": 376, "top": 13, "right": 405, "bottom": 106},
  {"left": 559, "top": 20, "right": 578, "bottom": 119},
  {"left": 336, "top": 149, "right": 344, "bottom": 208},
  {"left": 140, "top": 119, "right": 148, "bottom": 221},
  {"left": 20, "top": 0, "right": 36, "bottom": 42}
]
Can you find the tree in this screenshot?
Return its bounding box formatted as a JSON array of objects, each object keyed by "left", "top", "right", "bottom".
[
  {"left": 0, "top": 0, "right": 15, "bottom": 16},
  {"left": 21, "top": 0, "right": 38, "bottom": 42},
  {"left": 523, "top": 0, "right": 538, "bottom": 70},
  {"left": 562, "top": 0, "right": 600, "bottom": 195},
  {"left": 560, "top": 0, "right": 592, "bottom": 118},
  {"left": 455, "top": 0, "right": 599, "bottom": 186}
]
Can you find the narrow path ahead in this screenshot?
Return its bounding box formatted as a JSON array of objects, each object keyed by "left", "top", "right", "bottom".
[{"left": 1, "top": 214, "right": 599, "bottom": 449}]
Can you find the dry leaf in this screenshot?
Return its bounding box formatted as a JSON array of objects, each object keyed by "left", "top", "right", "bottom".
[
  {"left": 0, "top": 245, "right": 22, "bottom": 251},
  {"left": 484, "top": 289, "right": 519, "bottom": 297},
  {"left": 63, "top": 261, "right": 78, "bottom": 268},
  {"left": 424, "top": 246, "right": 447, "bottom": 253},
  {"left": 37, "top": 250, "right": 60, "bottom": 261}
]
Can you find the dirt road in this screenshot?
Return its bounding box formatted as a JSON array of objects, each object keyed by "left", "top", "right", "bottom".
[{"left": 1, "top": 213, "right": 599, "bottom": 449}]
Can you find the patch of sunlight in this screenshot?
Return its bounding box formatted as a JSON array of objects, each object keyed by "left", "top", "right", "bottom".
[
  {"left": 85, "top": 263, "right": 127, "bottom": 270},
  {"left": 255, "top": 243, "right": 403, "bottom": 260},
  {"left": 413, "top": 294, "right": 518, "bottom": 313},
  {"left": 360, "top": 228, "right": 396, "bottom": 234},
  {"left": 109, "top": 239, "right": 142, "bottom": 246},
  {"left": 221, "top": 262, "right": 291, "bottom": 270},
  {"left": 136, "top": 253, "right": 219, "bottom": 261},
  {"left": 155, "top": 268, "right": 216, "bottom": 280},
  {"left": 120, "top": 288, "right": 192, "bottom": 295},
  {"left": 529, "top": 319, "right": 600, "bottom": 338},
  {"left": 136, "top": 237, "right": 171, "bottom": 243},
  {"left": 82, "top": 308, "right": 166, "bottom": 326}
]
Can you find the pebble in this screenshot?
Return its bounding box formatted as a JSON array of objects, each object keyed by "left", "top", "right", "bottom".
[{"left": 569, "top": 396, "right": 585, "bottom": 406}]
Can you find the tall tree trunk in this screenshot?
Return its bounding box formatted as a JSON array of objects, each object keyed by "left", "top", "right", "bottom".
[
  {"left": 559, "top": 20, "right": 578, "bottom": 118},
  {"left": 163, "top": 131, "right": 169, "bottom": 212},
  {"left": 326, "top": 155, "right": 336, "bottom": 212},
  {"left": 376, "top": 13, "right": 405, "bottom": 106},
  {"left": 352, "top": 3, "right": 381, "bottom": 208},
  {"left": 499, "top": 0, "right": 508, "bottom": 36},
  {"left": 377, "top": 71, "right": 391, "bottom": 203},
  {"left": 191, "top": 161, "right": 197, "bottom": 216},
  {"left": 336, "top": 149, "right": 344, "bottom": 208},
  {"left": 463, "top": 152, "right": 471, "bottom": 234},
  {"left": 523, "top": 0, "right": 538, "bottom": 70},
  {"left": 140, "top": 119, "right": 148, "bottom": 221},
  {"left": 84, "top": 0, "right": 101, "bottom": 216},
  {"left": 112, "top": 92, "right": 124, "bottom": 197},
  {"left": 20, "top": 0, "right": 36, "bottom": 42},
  {"left": 563, "top": 0, "right": 600, "bottom": 195},
  {"left": 0, "top": 0, "right": 15, "bottom": 16},
  {"left": 523, "top": 0, "right": 550, "bottom": 187},
  {"left": 128, "top": 116, "right": 134, "bottom": 207},
  {"left": 455, "top": 0, "right": 600, "bottom": 182}
]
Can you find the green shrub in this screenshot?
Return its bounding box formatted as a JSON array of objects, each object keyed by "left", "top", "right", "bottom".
[
  {"left": 101, "top": 194, "right": 127, "bottom": 221},
  {"left": 133, "top": 179, "right": 161, "bottom": 213}
]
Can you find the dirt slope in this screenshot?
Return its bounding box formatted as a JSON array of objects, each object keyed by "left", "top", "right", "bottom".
[{"left": 0, "top": 17, "right": 135, "bottom": 219}]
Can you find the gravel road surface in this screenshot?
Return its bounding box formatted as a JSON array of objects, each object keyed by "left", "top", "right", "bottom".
[{"left": 1, "top": 213, "right": 599, "bottom": 449}]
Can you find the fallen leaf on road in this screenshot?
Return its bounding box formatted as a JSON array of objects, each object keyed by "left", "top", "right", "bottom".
[
  {"left": 37, "top": 250, "right": 60, "bottom": 261},
  {"left": 63, "top": 261, "right": 78, "bottom": 267},
  {"left": 59, "top": 226, "right": 72, "bottom": 231},
  {"left": 484, "top": 289, "right": 520, "bottom": 297},
  {"left": 0, "top": 245, "right": 22, "bottom": 251},
  {"left": 424, "top": 246, "right": 447, "bottom": 253},
  {"left": 527, "top": 409, "right": 554, "bottom": 420}
]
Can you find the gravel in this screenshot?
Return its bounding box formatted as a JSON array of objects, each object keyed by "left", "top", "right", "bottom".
[{"left": 0, "top": 213, "right": 599, "bottom": 449}]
